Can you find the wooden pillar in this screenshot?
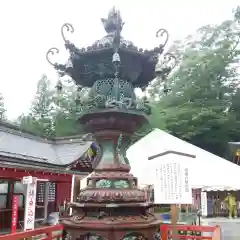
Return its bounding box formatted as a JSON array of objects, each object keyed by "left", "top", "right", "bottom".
[
  {"left": 44, "top": 182, "right": 49, "bottom": 222},
  {"left": 212, "top": 225, "right": 221, "bottom": 240},
  {"left": 171, "top": 204, "right": 178, "bottom": 239}
]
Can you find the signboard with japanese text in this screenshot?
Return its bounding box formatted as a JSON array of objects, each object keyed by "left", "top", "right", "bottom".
[
  {"left": 23, "top": 177, "right": 37, "bottom": 231},
  {"left": 11, "top": 195, "right": 19, "bottom": 233},
  {"left": 153, "top": 154, "right": 193, "bottom": 204},
  {"left": 22, "top": 176, "right": 33, "bottom": 185}
]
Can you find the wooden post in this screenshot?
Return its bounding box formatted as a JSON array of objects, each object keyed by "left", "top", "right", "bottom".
[
  {"left": 186, "top": 204, "right": 189, "bottom": 213},
  {"left": 171, "top": 204, "right": 178, "bottom": 224},
  {"left": 44, "top": 182, "right": 49, "bottom": 223},
  {"left": 212, "top": 225, "right": 221, "bottom": 240},
  {"left": 171, "top": 204, "right": 178, "bottom": 239}
]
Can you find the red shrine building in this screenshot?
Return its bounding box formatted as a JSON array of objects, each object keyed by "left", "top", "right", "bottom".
[{"left": 0, "top": 121, "right": 93, "bottom": 232}]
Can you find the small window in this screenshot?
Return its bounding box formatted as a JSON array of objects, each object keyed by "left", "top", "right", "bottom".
[
  {"left": 14, "top": 182, "right": 25, "bottom": 194},
  {"left": 0, "top": 195, "right": 7, "bottom": 208},
  {"left": 0, "top": 181, "right": 8, "bottom": 194},
  {"left": 0, "top": 181, "right": 8, "bottom": 209},
  {"left": 13, "top": 182, "right": 25, "bottom": 208}
]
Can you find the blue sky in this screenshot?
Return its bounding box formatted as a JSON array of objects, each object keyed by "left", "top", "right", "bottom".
[{"left": 0, "top": 0, "right": 239, "bottom": 119}]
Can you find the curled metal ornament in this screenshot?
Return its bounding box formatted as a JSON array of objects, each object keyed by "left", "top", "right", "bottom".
[
  {"left": 46, "top": 47, "right": 59, "bottom": 66},
  {"left": 61, "top": 23, "right": 74, "bottom": 43},
  {"left": 156, "top": 28, "right": 169, "bottom": 49},
  {"left": 162, "top": 53, "right": 177, "bottom": 70}
]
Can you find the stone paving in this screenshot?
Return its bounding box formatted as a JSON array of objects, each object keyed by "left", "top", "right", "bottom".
[{"left": 201, "top": 217, "right": 240, "bottom": 240}]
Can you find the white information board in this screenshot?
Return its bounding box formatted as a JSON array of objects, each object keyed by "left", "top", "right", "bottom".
[
  {"left": 23, "top": 177, "right": 37, "bottom": 231},
  {"left": 153, "top": 155, "right": 193, "bottom": 204}
]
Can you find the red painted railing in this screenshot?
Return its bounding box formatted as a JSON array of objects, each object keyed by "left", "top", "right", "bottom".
[
  {"left": 0, "top": 224, "right": 63, "bottom": 240},
  {"left": 0, "top": 223, "right": 221, "bottom": 240},
  {"left": 160, "top": 224, "right": 221, "bottom": 240}
]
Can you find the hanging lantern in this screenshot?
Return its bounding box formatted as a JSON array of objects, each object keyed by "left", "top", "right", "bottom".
[
  {"left": 75, "top": 86, "right": 82, "bottom": 104},
  {"left": 236, "top": 149, "right": 240, "bottom": 157},
  {"left": 55, "top": 80, "right": 63, "bottom": 92},
  {"left": 234, "top": 149, "right": 240, "bottom": 165}
]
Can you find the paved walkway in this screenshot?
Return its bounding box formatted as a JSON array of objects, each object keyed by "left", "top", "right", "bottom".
[{"left": 201, "top": 217, "right": 240, "bottom": 240}]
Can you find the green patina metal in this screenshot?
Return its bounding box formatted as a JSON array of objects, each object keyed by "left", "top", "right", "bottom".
[
  {"left": 97, "top": 140, "right": 115, "bottom": 166},
  {"left": 77, "top": 78, "right": 151, "bottom": 116},
  {"left": 96, "top": 179, "right": 129, "bottom": 188}
]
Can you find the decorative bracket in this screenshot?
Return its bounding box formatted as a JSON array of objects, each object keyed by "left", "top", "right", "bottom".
[
  {"left": 46, "top": 47, "right": 66, "bottom": 76},
  {"left": 46, "top": 47, "right": 60, "bottom": 67},
  {"left": 61, "top": 23, "right": 77, "bottom": 52},
  {"left": 61, "top": 23, "right": 74, "bottom": 43},
  {"left": 156, "top": 28, "right": 169, "bottom": 50}
]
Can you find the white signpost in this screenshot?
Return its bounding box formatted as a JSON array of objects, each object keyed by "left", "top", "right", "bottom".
[
  {"left": 201, "top": 191, "right": 208, "bottom": 217},
  {"left": 23, "top": 176, "right": 37, "bottom": 231},
  {"left": 153, "top": 155, "right": 193, "bottom": 205}
]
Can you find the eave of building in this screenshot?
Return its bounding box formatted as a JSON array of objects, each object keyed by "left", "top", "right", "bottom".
[
  {"left": 0, "top": 121, "right": 94, "bottom": 168},
  {"left": 0, "top": 166, "right": 73, "bottom": 182},
  {"left": 0, "top": 150, "right": 93, "bottom": 173},
  {"left": 0, "top": 161, "right": 91, "bottom": 176},
  {"left": 0, "top": 153, "right": 92, "bottom": 168}
]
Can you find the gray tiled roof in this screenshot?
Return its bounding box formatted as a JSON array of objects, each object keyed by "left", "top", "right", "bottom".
[{"left": 0, "top": 123, "right": 92, "bottom": 167}]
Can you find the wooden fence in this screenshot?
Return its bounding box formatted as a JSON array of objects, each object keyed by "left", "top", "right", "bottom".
[
  {"left": 0, "top": 224, "right": 64, "bottom": 240},
  {"left": 0, "top": 223, "right": 221, "bottom": 240}
]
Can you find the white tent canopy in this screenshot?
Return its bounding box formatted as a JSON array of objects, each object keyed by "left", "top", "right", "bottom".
[
  {"left": 201, "top": 186, "right": 238, "bottom": 192},
  {"left": 126, "top": 128, "right": 240, "bottom": 190}
]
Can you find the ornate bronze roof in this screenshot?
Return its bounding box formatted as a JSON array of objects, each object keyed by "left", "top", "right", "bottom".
[{"left": 46, "top": 7, "right": 172, "bottom": 89}]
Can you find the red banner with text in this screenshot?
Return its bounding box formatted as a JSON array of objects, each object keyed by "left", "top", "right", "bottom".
[{"left": 11, "top": 195, "right": 19, "bottom": 233}]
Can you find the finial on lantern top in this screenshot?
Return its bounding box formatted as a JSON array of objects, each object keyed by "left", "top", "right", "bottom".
[{"left": 101, "top": 6, "right": 125, "bottom": 35}]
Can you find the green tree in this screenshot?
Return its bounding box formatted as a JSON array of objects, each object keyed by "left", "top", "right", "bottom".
[
  {"left": 148, "top": 8, "right": 240, "bottom": 157},
  {"left": 18, "top": 75, "right": 87, "bottom": 138},
  {"left": 51, "top": 84, "right": 85, "bottom": 137},
  {"left": 31, "top": 75, "right": 54, "bottom": 118},
  {"left": 18, "top": 75, "right": 54, "bottom": 137}
]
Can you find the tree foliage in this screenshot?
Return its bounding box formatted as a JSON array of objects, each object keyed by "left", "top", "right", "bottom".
[
  {"left": 147, "top": 7, "right": 240, "bottom": 157},
  {"left": 17, "top": 76, "right": 84, "bottom": 138},
  {"left": 52, "top": 85, "right": 85, "bottom": 137}
]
